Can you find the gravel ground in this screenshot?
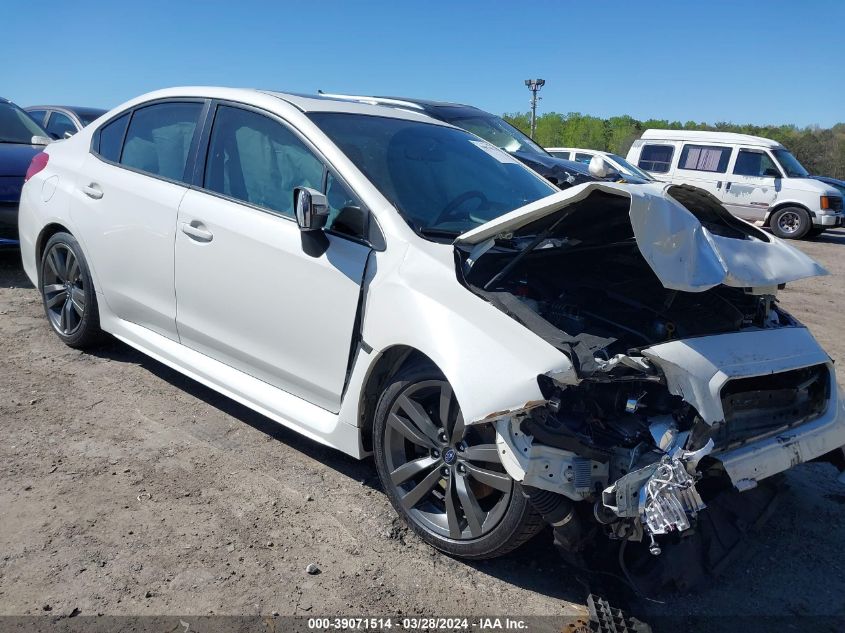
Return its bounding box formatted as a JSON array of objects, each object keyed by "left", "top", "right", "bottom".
[{"left": 1, "top": 230, "right": 845, "bottom": 631}]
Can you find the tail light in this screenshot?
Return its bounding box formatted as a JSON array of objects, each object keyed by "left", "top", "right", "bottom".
[{"left": 24, "top": 152, "right": 49, "bottom": 183}]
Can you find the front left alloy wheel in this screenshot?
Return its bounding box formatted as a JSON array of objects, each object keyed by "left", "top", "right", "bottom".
[
  {"left": 373, "top": 363, "right": 543, "bottom": 559},
  {"left": 40, "top": 232, "right": 102, "bottom": 348}
]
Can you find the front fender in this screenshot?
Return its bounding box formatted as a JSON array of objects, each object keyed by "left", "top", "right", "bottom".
[{"left": 359, "top": 243, "right": 575, "bottom": 425}]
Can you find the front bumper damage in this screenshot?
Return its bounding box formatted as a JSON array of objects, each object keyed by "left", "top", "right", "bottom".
[{"left": 493, "top": 327, "right": 845, "bottom": 574}]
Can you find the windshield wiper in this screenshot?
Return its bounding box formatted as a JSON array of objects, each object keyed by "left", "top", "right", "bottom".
[{"left": 419, "top": 227, "right": 462, "bottom": 239}]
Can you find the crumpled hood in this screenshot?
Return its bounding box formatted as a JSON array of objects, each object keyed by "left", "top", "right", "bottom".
[{"left": 455, "top": 181, "right": 827, "bottom": 292}]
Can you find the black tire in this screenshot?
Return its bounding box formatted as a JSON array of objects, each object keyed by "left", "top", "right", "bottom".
[
  {"left": 373, "top": 362, "right": 543, "bottom": 559},
  {"left": 39, "top": 232, "right": 102, "bottom": 348},
  {"left": 770, "top": 206, "right": 811, "bottom": 239}
]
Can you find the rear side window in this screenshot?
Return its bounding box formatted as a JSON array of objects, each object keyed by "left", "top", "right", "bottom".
[
  {"left": 97, "top": 113, "right": 130, "bottom": 162},
  {"left": 733, "top": 149, "right": 781, "bottom": 178},
  {"left": 45, "top": 111, "right": 76, "bottom": 139},
  {"left": 203, "top": 105, "right": 324, "bottom": 217},
  {"left": 120, "top": 102, "right": 203, "bottom": 182},
  {"left": 678, "top": 144, "right": 731, "bottom": 173},
  {"left": 638, "top": 144, "right": 674, "bottom": 173}
]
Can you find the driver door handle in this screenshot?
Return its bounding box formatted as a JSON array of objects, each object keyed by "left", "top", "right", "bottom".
[{"left": 180, "top": 221, "right": 213, "bottom": 242}]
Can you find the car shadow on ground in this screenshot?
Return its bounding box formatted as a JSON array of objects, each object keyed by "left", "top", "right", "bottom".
[
  {"left": 809, "top": 227, "right": 845, "bottom": 244},
  {"left": 0, "top": 250, "right": 32, "bottom": 289},
  {"left": 89, "top": 336, "right": 587, "bottom": 604}
]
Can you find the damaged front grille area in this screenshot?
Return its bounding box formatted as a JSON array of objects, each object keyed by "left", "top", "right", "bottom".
[{"left": 714, "top": 364, "right": 830, "bottom": 450}]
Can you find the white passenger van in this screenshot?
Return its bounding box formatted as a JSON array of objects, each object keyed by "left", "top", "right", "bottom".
[{"left": 627, "top": 130, "right": 844, "bottom": 239}]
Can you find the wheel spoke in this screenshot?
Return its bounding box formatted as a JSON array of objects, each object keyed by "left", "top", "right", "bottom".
[
  {"left": 388, "top": 412, "right": 435, "bottom": 449},
  {"left": 449, "top": 412, "right": 465, "bottom": 446},
  {"left": 462, "top": 444, "right": 500, "bottom": 463},
  {"left": 390, "top": 455, "right": 438, "bottom": 485},
  {"left": 43, "top": 283, "right": 65, "bottom": 295},
  {"left": 70, "top": 287, "right": 85, "bottom": 316},
  {"left": 397, "top": 394, "right": 442, "bottom": 443},
  {"left": 60, "top": 297, "right": 71, "bottom": 332},
  {"left": 45, "top": 289, "right": 68, "bottom": 308},
  {"left": 443, "top": 476, "right": 462, "bottom": 538},
  {"left": 454, "top": 473, "right": 484, "bottom": 537},
  {"left": 47, "top": 249, "right": 64, "bottom": 281},
  {"left": 65, "top": 250, "right": 78, "bottom": 282},
  {"left": 400, "top": 467, "right": 443, "bottom": 510},
  {"left": 439, "top": 383, "right": 453, "bottom": 430},
  {"left": 464, "top": 463, "right": 512, "bottom": 493}
]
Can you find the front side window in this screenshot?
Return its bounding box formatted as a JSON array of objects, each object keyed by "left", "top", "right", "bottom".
[
  {"left": 678, "top": 144, "right": 731, "bottom": 173},
  {"left": 607, "top": 154, "right": 655, "bottom": 181},
  {"left": 308, "top": 112, "right": 556, "bottom": 236},
  {"left": 733, "top": 149, "right": 781, "bottom": 178},
  {"left": 204, "top": 105, "right": 324, "bottom": 217},
  {"left": 120, "top": 102, "right": 203, "bottom": 182},
  {"left": 574, "top": 152, "right": 593, "bottom": 164},
  {"left": 638, "top": 144, "right": 674, "bottom": 173},
  {"left": 772, "top": 149, "right": 809, "bottom": 178},
  {"left": 45, "top": 112, "right": 77, "bottom": 139},
  {"left": 0, "top": 102, "right": 48, "bottom": 144}
]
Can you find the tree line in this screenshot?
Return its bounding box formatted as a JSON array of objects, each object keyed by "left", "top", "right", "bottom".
[{"left": 503, "top": 111, "right": 845, "bottom": 179}]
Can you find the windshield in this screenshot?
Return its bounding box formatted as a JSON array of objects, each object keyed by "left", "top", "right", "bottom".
[
  {"left": 0, "top": 102, "right": 48, "bottom": 143},
  {"left": 308, "top": 113, "right": 556, "bottom": 235},
  {"left": 443, "top": 113, "right": 548, "bottom": 157},
  {"left": 772, "top": 149, "right": 809, "bottom": 178},
  {"left": 608, "top": 154, "right": 655, "bottom": 181}
]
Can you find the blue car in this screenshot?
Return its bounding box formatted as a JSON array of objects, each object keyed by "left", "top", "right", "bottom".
[{"left": 1, "top": 97, "right": 50, "bottom": 247}]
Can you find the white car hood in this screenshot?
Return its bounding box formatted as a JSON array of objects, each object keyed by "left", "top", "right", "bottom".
[{"left": 455, "top": 182, "right": 827, "bottom": 292}]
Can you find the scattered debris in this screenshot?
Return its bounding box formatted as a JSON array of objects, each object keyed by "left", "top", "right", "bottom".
[{"left": 305, "top": 563, "right": 320, "bottom": 575}]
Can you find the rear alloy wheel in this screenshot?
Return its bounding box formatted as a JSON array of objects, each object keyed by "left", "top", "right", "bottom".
[
  {"left": 770, "top": 206, "right": 811, "bottom": 239},
  {"left": 373, "top": 364, "right": 543, "bottom": 559},
  {"left": 40, "top": 232, "right": 101, "bottom": 348}
]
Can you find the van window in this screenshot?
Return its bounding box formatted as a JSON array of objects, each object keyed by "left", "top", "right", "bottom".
[
  {"left": 678, "top": 144, "right": 731, "bottom": 173},
  {"left": 733, "top": 150, "right": 782, "bottom": 178},
  {"left": 638, "top": 144, "right": 674, "bottom": 173}
]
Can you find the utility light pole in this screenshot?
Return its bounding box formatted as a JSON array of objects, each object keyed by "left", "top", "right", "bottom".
[{"left": 524, "top": 78, "right": 545, "bottom": 139}]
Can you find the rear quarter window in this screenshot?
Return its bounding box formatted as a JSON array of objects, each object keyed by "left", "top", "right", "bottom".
[{"left": 96, "top": 113, "right": 130, "bottom": 162}]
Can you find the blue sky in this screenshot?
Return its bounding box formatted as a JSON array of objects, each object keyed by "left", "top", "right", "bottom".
[{"left": 6, "top": 0, "right": 843, "bottom": 127}]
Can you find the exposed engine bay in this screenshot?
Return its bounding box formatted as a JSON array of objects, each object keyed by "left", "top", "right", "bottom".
[{"left": 455, "top": 185, "right": 843, "bottom": 593}]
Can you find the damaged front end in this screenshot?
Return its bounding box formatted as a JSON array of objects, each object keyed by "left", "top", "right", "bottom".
[{"left": 455, "top": 183, "right": 845, "bottom": 591}]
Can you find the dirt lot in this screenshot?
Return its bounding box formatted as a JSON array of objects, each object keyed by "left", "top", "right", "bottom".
[{"left": 2, "top": 231, "right": 845, "bottom": 630}]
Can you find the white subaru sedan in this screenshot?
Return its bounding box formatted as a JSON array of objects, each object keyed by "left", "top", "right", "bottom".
[{"left": 18, "top": 88, "right": 845, "bottom": 573}]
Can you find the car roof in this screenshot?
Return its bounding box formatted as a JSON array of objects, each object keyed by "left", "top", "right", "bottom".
[
  {"left": 111, "top": 87, "right": 453, "bottom": 127},
  {"left": 640, "top": 128, "right": 784, "bottom": 148}
]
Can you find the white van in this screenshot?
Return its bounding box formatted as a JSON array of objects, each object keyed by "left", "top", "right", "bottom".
[
  {"left": 626, "top": 130, "right": 844, "bottom": 239},
  {"left": 547, "top": 147, "right": 655, "bottom": 182}
]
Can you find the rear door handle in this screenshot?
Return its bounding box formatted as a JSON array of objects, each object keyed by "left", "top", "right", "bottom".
[
  {"left": 180, "top": 221, "right": 213, "bottom": 242},
  {"left": 81, "top": 184, "right": 103, "bottom": 200},
  {"left": 725, "top": 182, "right": 732, "bottom": 191}
]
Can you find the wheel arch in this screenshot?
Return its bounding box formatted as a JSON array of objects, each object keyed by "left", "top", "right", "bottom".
[
  {"left": 763, "top": 201, "right": 813, "bottom": 227},
  {"left": 358, "top": 344, "right": 438, "bottom": 453},
  {"left": 36, "top": 223, "right": 73, "bottom": 270}
]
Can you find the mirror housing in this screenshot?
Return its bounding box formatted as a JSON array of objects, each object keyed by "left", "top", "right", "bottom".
[
  {"left": 294, "top": 187, "right": 330, "bottom": 232},
  {"left": 588, "top": 155, "right": 618, "bottom": 180},
  {"left": 31, "top": 135, "right": 51, "bottom": 146}
]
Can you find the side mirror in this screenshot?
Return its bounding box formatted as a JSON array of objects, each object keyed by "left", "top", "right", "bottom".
[
  {"left": 588, "top": 155, "right": 618, "bottom": 180},
  {"left": 294, "top": 187, "right": 329, "bottom": 232},
  {"left": 31, "top": 135, "right": 52, "bottom": 146}
]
